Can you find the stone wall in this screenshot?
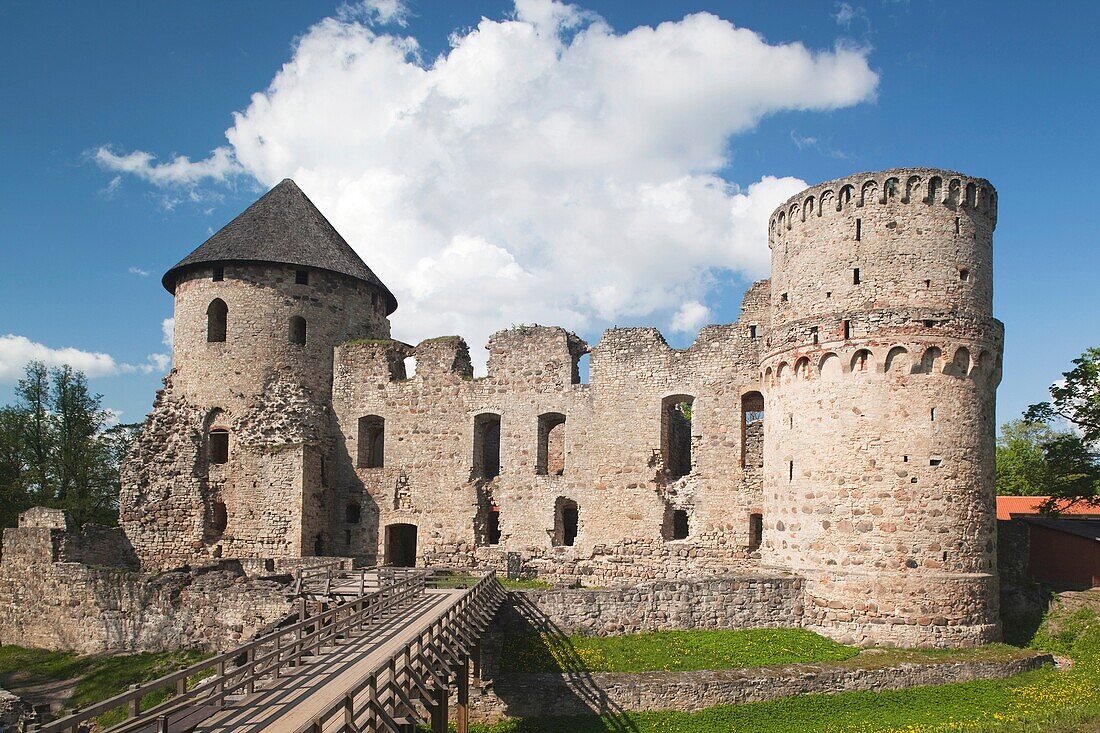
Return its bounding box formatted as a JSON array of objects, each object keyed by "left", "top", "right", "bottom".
[
  {"left": 471, "top": 652, "right": 1052, "bottom": 721},
  {"left": 0, "top": 516, "right": 293, "bottom": 654},
  {"left": 494, "top": 577, "right": 803, "bottom": 637}
]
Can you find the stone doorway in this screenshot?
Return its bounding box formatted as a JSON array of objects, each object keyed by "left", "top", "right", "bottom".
[{"left": 385, "top": 523, "right": 417, "bottom": 567}]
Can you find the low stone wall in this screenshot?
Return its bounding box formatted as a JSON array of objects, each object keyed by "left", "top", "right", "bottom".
[
  {"left": 0, "top": 518, "right": 295, "bottom": 654},
  {"left": 501, "top": 575, "right": 803, "bottom": 636},
  {"left": 471, "top": 652, "right": 1053, "bottom": 721},
  {"left": 0, "top": 686, "right": 32, "bottom": 731}
]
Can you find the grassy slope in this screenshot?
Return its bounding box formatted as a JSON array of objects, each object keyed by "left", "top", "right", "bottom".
[
  {"left": 0, "top": 646, "right": 210, "bottom": 726},
  {"left": 502, "top": 628, "right": 860, "bottom": 673},
  {"left": 475, "top": 598, "right": 1100, "bottom": 733}
]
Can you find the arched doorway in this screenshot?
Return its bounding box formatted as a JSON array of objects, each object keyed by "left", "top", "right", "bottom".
[{"left": 385, "top": 523, "right": 417, "bottom": 567}]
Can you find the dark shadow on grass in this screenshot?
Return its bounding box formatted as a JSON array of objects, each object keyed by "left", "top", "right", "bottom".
[{"left": 485, "top": 593, "right": 639, "bottom": 733}]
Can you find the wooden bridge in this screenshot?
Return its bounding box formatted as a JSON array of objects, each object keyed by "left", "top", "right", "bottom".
[{"left": 34, "top": 567, "right": 505, "bottom": 733}]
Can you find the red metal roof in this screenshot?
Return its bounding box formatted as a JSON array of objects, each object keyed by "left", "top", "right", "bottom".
[{"left": 997, "top": 496, "right": 1100, "bottom": 521}]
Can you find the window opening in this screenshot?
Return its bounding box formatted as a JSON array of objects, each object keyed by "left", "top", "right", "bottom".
[
  {"left": 671, "top": 509, "right": 689, "bottom": 540},
  {"left": 855, "top": 218, "right": 862, "bottom": 241},
  {"left": 554, "top": 498, "right": 579, "bottom": 547},
  {"left": 209, "top": 428, "right": 229, "bottom": 464},
  {"left": 474, "top": 413, "right": 502, "bottom": 479},
  {"left": 487, "top": 507, "right": 501, "bottom": 545},
  {"left": 748, "top": 513, "right": 763, "bottom": 551},
  {"left": 213, "top": 266, "right": 224, "bottom": 282},
  {"left": 207, "top": 299, "right": 227, "bottom": 343},
  {"left": 662, "top": 395, "right": 694, "bottom": 478},
  {"left": 295, "top": 269, "right": 309, "bottom": 285},
  {"left": 357, "top": 416, "right": 385, "bottom": 468},
  {"left": 211, "top": 501, "right": 227, "bottom": 534},
  {"left": 289, "top": 316, "right": 306, "bottom": 345},
  {"left": 346, "top": 504, "right": 361, "bottom": 524},
  {"left": 536, "top": 413, "right": 567, "bottom": 476}
]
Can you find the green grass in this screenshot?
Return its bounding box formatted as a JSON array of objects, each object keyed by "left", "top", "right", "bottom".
[
  {"left": 0, "top": 645, "right": 211, "bottom": 727},
  {"left": 473, "top": 597, "right": 1100, "bottom": 732},
  {"left": 499, "top": 578, "right": 552, "bottom": 591},
  {"left": 502, "top": 628, "right": 860, "bottom": 673}
]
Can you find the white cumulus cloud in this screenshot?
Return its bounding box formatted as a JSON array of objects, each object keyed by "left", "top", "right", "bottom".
[
  {"left": 96, "top": 1, "right": 878, "bottom": 365},
  {"left": 0, "top": 335, "right": 120, "bottom": 382},
  {"left": 0, "top": 335, "right": 172, "bottom": 383},
  {"left": 671, "top": 301, "right": 711, "bottom": 334}
]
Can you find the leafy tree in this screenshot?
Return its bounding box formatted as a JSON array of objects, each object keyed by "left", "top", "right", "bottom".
[
  {"left": 1020, "top": 347, "right": 1100, "bottom": 512},
  {"left": 0, "top": 361, "right": 140, "bottom": 528},
  {"left": 996, "top": 419, "right": 1058, "bottom": 496}
]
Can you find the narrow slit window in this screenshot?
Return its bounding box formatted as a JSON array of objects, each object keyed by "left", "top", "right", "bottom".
[
  {"left": 211, "top": 501, "right": 227, "bottom": 534},
  {"left": 853, "top": 268, "right": 861, "bottom": 285},
  {"left": 749, "top": 325, "right": 758, "bottom": 340},
  {"left": 843, "top": 320, "right": 851, "bottom": 340},
  {"left": 931, "top": 407, "right": 937, "bottom": 422},
  {"left": 788, "top": 460, "right": 794, "bottom": 482},
  {"left": 955, "top": 217, "right": 961, "bottom": 235},
  {"left": 212, "top": 266, "right": 224, "bottom": 282},
  {"left": 855, "top": 218, "right": 862, "bottom": 241},
  {"left": 811, "top": 327, "right": 819, "bottom": 344},
  {"left": 295, "top": 269, "right": 309, "bottom": 285}
]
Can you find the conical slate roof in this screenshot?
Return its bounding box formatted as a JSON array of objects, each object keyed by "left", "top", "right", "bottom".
[{"left": 162, "top": 179, "right": 397, "bottom": 314}]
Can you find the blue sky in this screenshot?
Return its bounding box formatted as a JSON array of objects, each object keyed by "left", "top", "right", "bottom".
[{"left": 1, "top": 0, "right": 1097, "bottom": 426}]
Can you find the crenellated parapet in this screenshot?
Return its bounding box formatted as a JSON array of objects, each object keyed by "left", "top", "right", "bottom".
[
  {"left": 485, "top": 325, "right": 588, "bottom": 388},
  {"left": 769, "top": 168, "right": 997, "bottom": 240}
]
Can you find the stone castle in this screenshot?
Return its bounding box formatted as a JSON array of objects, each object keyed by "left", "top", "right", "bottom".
[{"left": 116, "top": 167, "right": 1002, "bottom": 648}]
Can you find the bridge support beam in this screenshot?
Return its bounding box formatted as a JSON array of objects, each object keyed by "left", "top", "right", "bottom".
[
  {"left": 456, "top": 655, "right": 469, "bottom": 733},
  {"left": 431, "top": 684, "right": 450, "bottom": 733}
]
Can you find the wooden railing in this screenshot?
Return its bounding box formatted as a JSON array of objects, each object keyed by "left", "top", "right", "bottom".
[
  {"left": 34, "top": 571, "right": 430, "bottom": 733},
  {"left": 290, "top": 571, "right": 506, "bottom": 733}
]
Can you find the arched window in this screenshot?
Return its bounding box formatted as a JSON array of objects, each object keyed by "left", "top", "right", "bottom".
[
  {"left": 554, "top": 498, "right": 578, "bottom": 547},
  {"left": 207, "top": 299, "right": 227, "bottom": 343},
  {"left": 474, "top": 413, "right": 501, "bottom": 479},
  {"left": 357, "top": 416, "right": 384, "bottom": 468},
  {"left": 536, "top": 413, "right": 566, "bottom": 476},
  {"left": 289, "top": 316, "right": 306, "bottom": 345},
  {"left": 661, "top": 395, "right": 694, "bottom": 478},
  {"left": 209, "top": 428, "right": 229, "bottom": 464}
]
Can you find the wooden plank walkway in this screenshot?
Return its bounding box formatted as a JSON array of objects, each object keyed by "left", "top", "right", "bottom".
[{"left": 191, "top": 589, "right": 465, "bottom": 733}]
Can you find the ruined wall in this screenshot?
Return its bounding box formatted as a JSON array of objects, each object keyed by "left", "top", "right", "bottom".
[
  {"left": 0, "top": 515, "right": 293, "bottom": 653},
  {"left": 329, "top": 282, "right": 771, "bottom": 584},
  {"left": 760, "top": 168, "right": 1002, "bottom": 647}
]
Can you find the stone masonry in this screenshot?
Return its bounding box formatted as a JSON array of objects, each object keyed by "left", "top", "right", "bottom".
[{"left": 70, "top": 167, "right": 1002, "bottom": 649}]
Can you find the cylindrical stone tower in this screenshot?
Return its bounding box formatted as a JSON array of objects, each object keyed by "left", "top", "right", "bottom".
[{"left": 760, "top": 168, "right": 1002, "bottom": 647}]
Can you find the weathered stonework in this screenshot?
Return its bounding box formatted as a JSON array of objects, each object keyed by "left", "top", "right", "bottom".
[
  {"left": 103, "top": 168, "right": 1002, "bottom": 648},
  {"left": 0, "top": 512, "right": 294, "bottom": 653}
]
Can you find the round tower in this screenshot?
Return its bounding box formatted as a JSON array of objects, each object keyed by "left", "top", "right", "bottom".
[
  {"left": 760, "top": 168, "right": 1002, "bottom": 647},
  {"left": 163, "top": 179, "right": 396, "bottom": 409}
]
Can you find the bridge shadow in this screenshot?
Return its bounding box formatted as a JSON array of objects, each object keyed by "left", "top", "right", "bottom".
[{"left": 485, "top": 592, "right": 640, "bottom": 733}]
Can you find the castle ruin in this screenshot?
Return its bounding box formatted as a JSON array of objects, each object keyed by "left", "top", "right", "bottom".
[{"left": 115, "top": 167, "right": 1002, "bottom": 648}]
